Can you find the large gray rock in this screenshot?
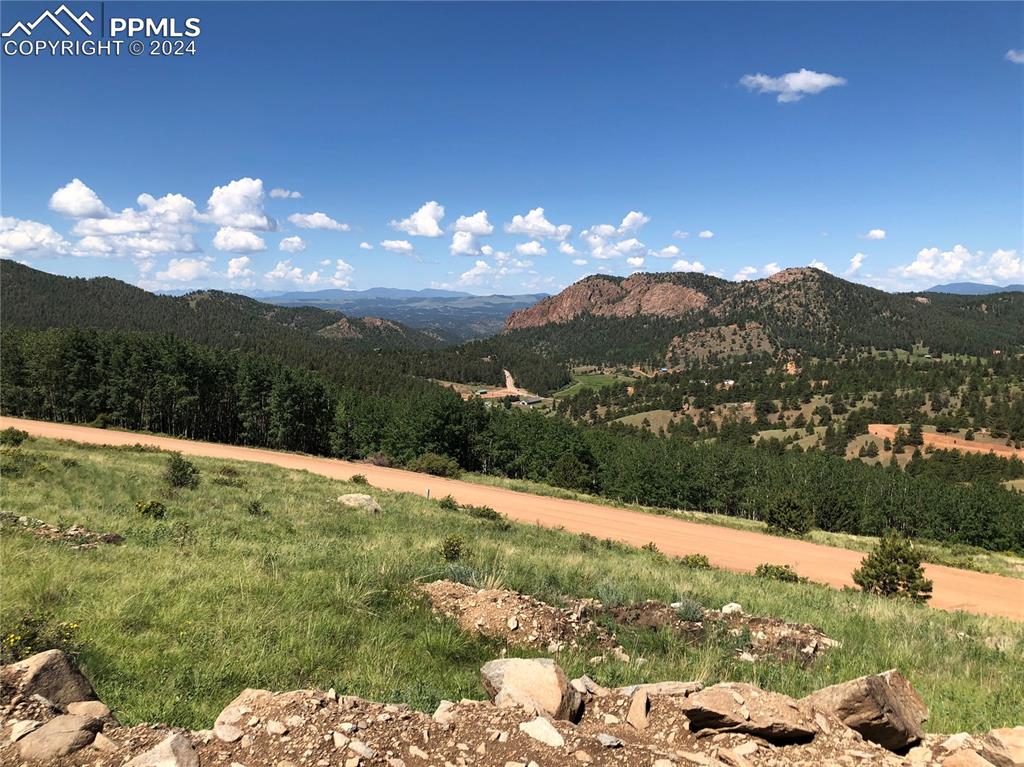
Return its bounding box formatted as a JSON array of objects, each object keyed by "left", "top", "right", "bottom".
[
  {"left": 126, "top": 733, "right": 200, "bottom": 767},
  {"left": 481, "top": 658, "right": 582, "bottom": 722},
  {"left": 4, "top": 649, "right": 96, "bottom": 705},
  {"left": 337, "top": 494, "right": 382, "bottom": 513},
  {"left": 801, "top": 669, "right": 928, "bottom": 751},
  {"left": 681, "top": 683, "right": 816, "bottom": 745},
  {"left": 16, "top": 714, "right": 100, "bottom": 762}
]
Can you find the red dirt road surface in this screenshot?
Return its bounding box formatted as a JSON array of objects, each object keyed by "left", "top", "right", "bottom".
[
  {"left": 4, "top": 416, "right": 1022, "bottom": 621},
  {"left": 869, "top": 424, "right": 1024, "bottom": 459}
]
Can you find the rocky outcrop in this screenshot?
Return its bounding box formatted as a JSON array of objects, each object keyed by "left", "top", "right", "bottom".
[
  {"left": 681, "top": 682, "right": 817, "bottom": 744},
  {"left": 1, "top": 649, "right": 1017, "bottom": 767},
  {"left": 505, "top": 274, "right": 708, "bottom": 329},
  {"left": 802, "top": 669, "right": 929, "bottom": 750}
]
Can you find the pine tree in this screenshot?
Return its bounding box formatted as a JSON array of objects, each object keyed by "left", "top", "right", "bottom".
[{"left": 852, "top": 533, "right": 933, "bottom": 602}]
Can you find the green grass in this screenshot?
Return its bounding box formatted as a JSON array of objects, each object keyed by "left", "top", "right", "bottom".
[
  {"left": 551, "top": 371, "right": 633, "bottom": 400},
  {"left": 1, "top": 438, "right": 1022, "bottom": 734}
]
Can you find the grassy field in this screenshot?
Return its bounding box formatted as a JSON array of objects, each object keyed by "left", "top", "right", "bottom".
[
  {"left": 615, "top": 409, "right": 677, "bottom": 432},
  {"left": 2, "top": 437, "right": 1022, "bottom": 735},
  {"left": 551, "top": 371, "right": 634, "bottom": 400}
]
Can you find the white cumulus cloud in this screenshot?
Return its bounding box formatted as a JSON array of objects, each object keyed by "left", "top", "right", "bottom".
[
  {"left": 897, "top": 245, "right": 1023, "bottom": 284},
  {"left": 733, "top": 266, "right": 759, "bottom": 281},
  {"left": 380, "top": 239, "right": 414, "bottom": 253},
  {"left": 205, "top": 177, "right": 274, "bottom": 230},
  {"left": 626, "top": 256, "right": 645, "bottom": 268},
  {"left": 740, "top": 68, "right": 847, "bottom": 103},
  {"left": 650, "top": 245, "right": 681, "bottom": 258},
  {"left": 269, "top": 188, "right": 302, "bottom": 199},
  {"left": 505, "top": 207, "right": 571, "bottom": 241},
  {"left": 458, "top": 259, "right": 493, "bottom": 287},
  {"left": 156, "top": 257, "right": 215, "bottom": 282},
  {"left": 516, "top": 241, "right": 547, "bottom": 257},
  {"left": 214, "top": 226, "right": 266, "bottom": 253},
  {"left": 572, "top": 258, "right": 588, "bottom": 266},
  {"left": 450, "top": 230, "right": 481, "bottom": 256},
  {"left": 672, "top": 259, "right": 706, "bottom": 273},
  {"left": 227, "top": 256, "right": 254, "bottom": 279},
  {"left": 453, "top": 210, "right": 493, "bottom": 235},
  {"left": 49, "top": 179, "right": 109, "bottom": 218},
  {"left": 1007, "top": 50, "right": 1024, "bottom": 64},
  {"left": 279, "top": 236, "right": 306, "bottom": 252},
  {"left": 808, "top": 259, "right": 832, "bottom": 273},
  {"left": 861, "top": 228, "right": 886, "bottom": 240},
  {"left": 845, "top": 253, "right": 867, "bottom": 276},
  {"left": 0, "top": 217, "right": 73, "bottom": 258},
  {"left": 288, "top": 211, "right": 349, "bottom": 231},
  {"left": 359, "top": 242, "right": 373, "bottom": 250},
  {"left": 390, "top": 201, "right": 445, "bottom": 237},
  {"left": 698, "top": 230, "right": 714, "bottom": 239}
]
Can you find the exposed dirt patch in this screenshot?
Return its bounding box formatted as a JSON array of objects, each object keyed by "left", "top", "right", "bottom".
[
  {"left": 422, "top": 582, "right": 838, "bottom": 666},
  {"left": 0, "top": 511, "right": 124, "bottom": 550},
  {"left": 420, "top": 580, "right": 619, "bottom": 654}
]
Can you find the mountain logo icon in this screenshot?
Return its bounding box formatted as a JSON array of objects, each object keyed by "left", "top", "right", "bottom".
[{"left": 2, "top": 4, "right": 94, "bottom": 37}]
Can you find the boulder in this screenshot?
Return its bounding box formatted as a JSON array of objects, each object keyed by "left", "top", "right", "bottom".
[
  {"left": 978, "top": 727, "right": 1024, "bottom": 767},
  {"left": 337, "top": 494, "right": 382, "bottom": 513},
  {"left": 801, "top": 669, "right": 928, "bottom": 751},
  {"left": 68, "top": 699, "right": 115, "bottom": 721},
  {"left": 4, "top": 649, "right": 97, "bottom": 705},
  {"left": 8, "top": 720, "right": 42, "bottom": 743},
  {"left": 481, "top": 658, "right": 582, "bottom": 722},
  {"left": 518, "top": 716, "right": 565, "bottom": 748},
  {"left": 625, "top": 689, "right": 649, "bottom": 730},
  {"left": 681, "top": 683, "right": 816, "bottom": 745},
  {"left": 17, "top": 714, "right": 101, "bottom": 762},
  {"left": 126, "top": 733, "right": 200, "bottom": 767}
]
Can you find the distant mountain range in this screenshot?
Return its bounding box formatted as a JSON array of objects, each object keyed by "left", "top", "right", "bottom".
[
  {"left": 924, "top": 282, "right": 1024, "bottom": 295},
  {"left": 499, "top": 268, "right": 1024, "bottom": 366},
  {"left": 261, "top": 289, "right": 548, "bottom": 342}
]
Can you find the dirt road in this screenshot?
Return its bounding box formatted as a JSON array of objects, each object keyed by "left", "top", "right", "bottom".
[
  {"left": 4, "top": 416, "right": 1022, "bottom": 621},
  {"left": 869, "top": 424, "right": 1024, "bottom": 459}
]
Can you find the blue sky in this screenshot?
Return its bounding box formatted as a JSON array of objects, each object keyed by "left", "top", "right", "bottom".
[{"left": 1, "top": 1, "right": 1022, "bottom": 294}]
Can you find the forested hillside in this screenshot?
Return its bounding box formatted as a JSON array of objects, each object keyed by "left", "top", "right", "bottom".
[
  {"left": 3, "top": 326, "right": 1021, "bottom": 553},
  {"left": 0, "top": 262, "right": 565, "bottom": 392},
  {"left": 0, "top": 261, "right": 440, "bottom": 353},
  {"left": 501, "top": 269, "right": 1024, "bottom": 367}
]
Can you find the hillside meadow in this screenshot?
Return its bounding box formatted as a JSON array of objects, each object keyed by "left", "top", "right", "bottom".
[{"left": 1, "top": 437, "right": 1022, "bottom": 734}]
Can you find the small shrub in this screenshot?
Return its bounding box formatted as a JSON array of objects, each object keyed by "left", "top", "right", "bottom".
[
  {"left": 641, "top": 541, "right": 660, "bottom": 554},
  {"left": 464, "top": 504, "right": 501, "bottom": 522},
  {"left": 349, "top": 473, "right": 369, "bottom": 485},
  {"left": 0, "top": 427, "right": 29, "bottom": 447},
  {"left": 754, "top": 563, "right": 805, "bottom": 583},
  {"left": 673, "top": 596, "right": 705, "bottom": 622},
  {"left": 136, "top": 500, "right": 168, "bottom": 519},
  {"left": 366, "top": 452, "right": 393, "bottom": 467},
  {"left": 245, "top": 499, "right": 268, "bottom": 517},
  {"left": 60, "top": 457, "right": 79, "bottom": 468},
  {"left": 679, "top": 553, "right": 711, "bottom": 569},
  {"left": 440, "top": 534, "right": 467, "bottom": 562},
  {"left": 407, "top": 452, "right": 462, "bottom": 478},
  {"left": 165, "top": 452, "right": 200, "bottom": 489},
  {"left": 438, "top": 494, "right": 460, "bottom": 511},
  {"left": 853, "top": 532, "right": 933, "bottom": 603}
]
